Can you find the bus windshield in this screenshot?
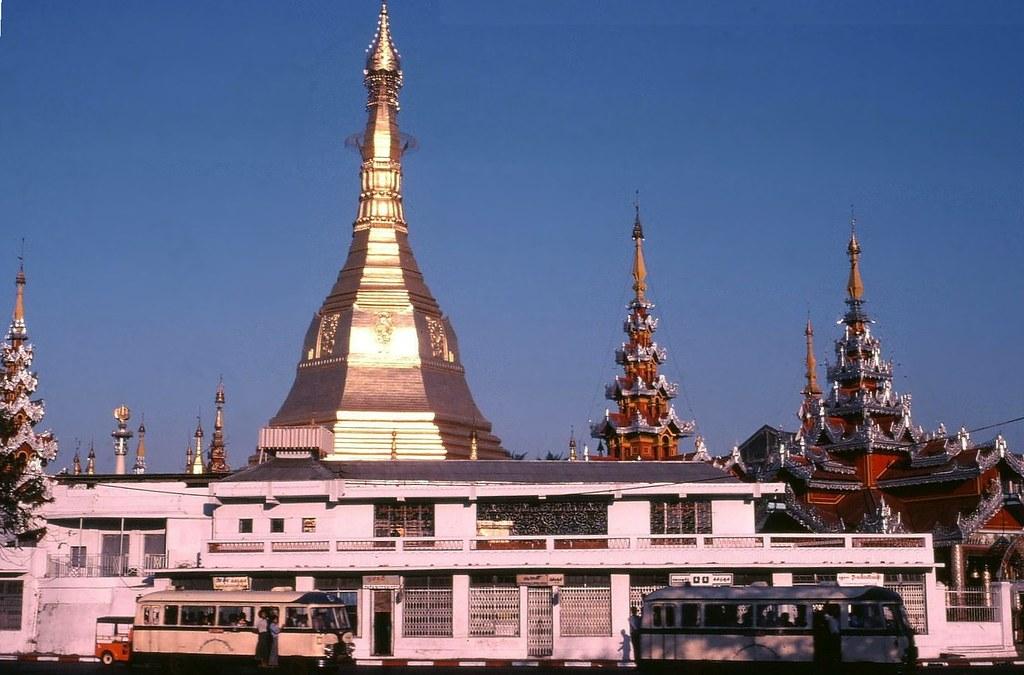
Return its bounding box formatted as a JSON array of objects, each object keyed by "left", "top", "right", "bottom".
[{"left": 310, "top": 606, "right": 348, "bottom": 631}]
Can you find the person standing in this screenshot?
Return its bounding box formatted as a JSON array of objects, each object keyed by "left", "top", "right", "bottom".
[
  {"left": 268, "top": 612, "right": 281, "bottom": 668},
  {"left": 255, "top": 609, "right": 269, "bottom": 667},
  {"left": 628, "top": 606, "right": 642, "bottom": 661}
]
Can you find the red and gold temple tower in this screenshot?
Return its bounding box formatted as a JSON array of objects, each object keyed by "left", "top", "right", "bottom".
[{"left": 590, "top": 206, "right": 695, "bottom": 460}]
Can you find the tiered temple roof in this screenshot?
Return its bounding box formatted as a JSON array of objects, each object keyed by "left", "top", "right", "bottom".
[
  {"left": 732, "top": 222, "right": 1024, "bottom": 580},
  {"left": 590, "top": 204, "right": 695, "bottom": 459}
]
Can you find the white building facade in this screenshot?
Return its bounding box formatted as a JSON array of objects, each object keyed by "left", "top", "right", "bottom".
[{"left": 2, "top": 457, "right": 1014, "bottom": 662}]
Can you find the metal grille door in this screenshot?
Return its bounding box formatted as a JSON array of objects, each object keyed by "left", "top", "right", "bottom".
[
  {"left": 885, "top": 582, "right": 928, "bottom": 634},
  {"left": 527, "top": 587, "right": 553, "bottom": 657}
]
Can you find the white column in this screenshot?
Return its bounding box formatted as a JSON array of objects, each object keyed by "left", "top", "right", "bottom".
[{"left": 452, "top": 574, "right": 469, "bottom": 638}]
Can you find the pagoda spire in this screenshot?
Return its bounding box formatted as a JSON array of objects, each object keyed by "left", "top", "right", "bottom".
[
  {"left": 632, "top": 194, "right": 647, "bottom": 303},
  {"left": 591, "top": 203, "right": 695, "bottom": 460},
  {"left": 208, "top": 380, "right": 230, "bottom": 473},
  {"left": 133, "top": 419, "right": 147, "bottom": 474},
  {"left": 72, "top": 448, "right": 81, "bottom": 475},
  {"left": 356, "top": 0, "right": 406, "bottom": 232},
  {"left": 803, "top": 318, "right": 822, "bottom": 397},
  {"left": 8, "top": 260, "right": 26, "bottom": 344},
  {"left": 846, "top": 212, "right": 864, "bottom": 303},
  {"left": 188, "top": 419, "right": 205, "bottom": 475},
  {"left": 86, "top": 443, "right": 96, "bottom": 475}
]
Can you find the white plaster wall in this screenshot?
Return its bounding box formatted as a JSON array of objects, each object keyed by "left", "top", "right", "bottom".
[
  {"left": 609, "top": 500, "right": 649, "bottom": 537},
  {"left": 435, "top": 503, "right": 474, "bottom": 538},
  {"left": 711, "top": 499, "right": 754, "bottom": 534}
]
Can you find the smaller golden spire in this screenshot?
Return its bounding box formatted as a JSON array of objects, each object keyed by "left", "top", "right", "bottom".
[
  {"left": 72, "top": 445, "right": 81, "bottom": 475},
  {"left": 133, "top": 418, "right": 147, "bottom": 474},
  {"left": 469, "top": 429, "right": 478, "bottom": 461},
  {"left": 189, "top": 418, "right": 205, "bottom": 474},
  {"left": 846, "top": 210, "right": 864, "bottom": 301},
  {"left": 803, "top": 317, "right": 822, "bottom": 396},
  {"left": 86, "top": 443, "right": 96, "bottom": 475},
  {"left": 631, "top": 193, "right": 647, "bottom": 302},
  {"left": 9, "top": 253, "right": 27, "bottom": 341},
  {"left": 568, "top": 428, "right": 578, "bottom": 462},
  {"left": 390, "top": 430, "right": 398, "bottom": 461}
]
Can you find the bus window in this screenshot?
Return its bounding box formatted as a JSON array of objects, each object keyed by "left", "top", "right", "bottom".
[
  {"left": 679, "top": 603, "right": 701, "bottom": 627},
  {"left": 881, "top": 605, "right": 898, "bottom": 630},
  {"left": 756, "top": 603, "right": 808, "bottom": 628},
  {"left": 653, "top": 605, "right": 663, "bottom": 627},
  {"left": 848, "top": 603, "right": 884, "bottom": 629},
  {"left": 143, "top": 605, "right": 161, "bottom": 626},
  {"left": 163, "top": 606, "right": 179, "bottom": 626},
  {"left": 706, "top": 603, "right": 753, "bottom": 628},
  {"left": 217, "top": 606, "right": 254, "bottom": 627},
  {"left": 664, "top": 604, "right": 676, "bottom": 628},
  {"left": 311, "top": 607, "right": 340, "bottom": 631},
  {"left": 181, "top": 605, "right": 215, "bottom": 626},
  {"left": 285, "top": 607, "right": 310, "bottom": 628}
]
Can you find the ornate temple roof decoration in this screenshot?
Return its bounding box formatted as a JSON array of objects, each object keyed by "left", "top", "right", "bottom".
[
  {"left": 590, "top": 202, "right": 695, "bottom": 460},
  {"left": 267, "top": 1, "right": 504, "bottom": 460},
  {"left": 207, "top": 381, "right": 230, "bottom": 474},
  {"left": 1, "top": 263, "right": 59, "bottom": 510}
]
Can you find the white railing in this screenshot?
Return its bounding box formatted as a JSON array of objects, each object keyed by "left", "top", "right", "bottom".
[
  {"left": 48, "top": 554, "right": 135, "bottom": 578},
  {"left": 946, "top": 588, "right": 1000, "bottom": 622},
  {"left": 204, "top": 532, "right": 929, "bottom": 555}
]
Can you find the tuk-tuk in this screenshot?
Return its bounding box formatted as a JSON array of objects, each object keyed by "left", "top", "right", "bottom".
[{"left": 95, "top": 615, "right": 133, "bottom": 665}]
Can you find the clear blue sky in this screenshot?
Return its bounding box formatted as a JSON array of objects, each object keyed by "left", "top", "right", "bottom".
[{"left": 2, "top": 1, "right": 1022, "bottom": 472}]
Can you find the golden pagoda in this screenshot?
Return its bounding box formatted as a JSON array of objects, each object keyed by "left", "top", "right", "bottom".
[{"left": 269, "top": 2, "right": 504, "bottom": 460}]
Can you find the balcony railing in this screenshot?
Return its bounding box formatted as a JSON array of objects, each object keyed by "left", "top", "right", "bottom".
[
  {"left": 946, "top": 588, "right": 1000, "bottom": 622},
  {"left": 47, "top": 553, "right": 168, "bottom": 578},
  {"left": 205, "top": 532, "right": 929, "bottom": 555}
]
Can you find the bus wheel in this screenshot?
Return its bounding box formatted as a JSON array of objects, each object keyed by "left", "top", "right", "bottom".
[{"left": 100, "top": 651, "right": 115, "bottom": 666}]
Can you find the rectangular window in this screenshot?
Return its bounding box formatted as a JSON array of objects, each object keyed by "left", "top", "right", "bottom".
[
  {"left": 217, "top": 606, "right": 254, "bottom": 627},
  {"left": 284, "top": 606, "right": 310, "bottom": 628},
  {"left": 238, "top": 519, "right": 253, "bottom": 534},
  {"left": 302, "top": 518, "right": 317, "bottom": 533},
  {"left": 403, "top": 576, "right": 452, "bottom": 637},
  {"left": 70, "top": 545, "right": 87, "bottom": 568},
  {"left": 142, "top": 605, "right": 161, "bottom": 626},
  {"left": 469, "top": 575, "right": 520, "bottom": 637},
  {"left": 755, "top": 603, "right": 808, "bottom": 628},
  {"left": 678, "top": 603, "right": 701, "bottom": 627},
  {"left": 163, "top": 605, "right": 179, "bottom": 626},
  {"left": 270, "top": 518, "right": 284, "bottom": 534},
  {"left": 180, "top": 605, "right": 215, "bottom": 626},
  {"left": 0, "top": 581, "right": 23, "bottom": 631},
  {"left": 650, "top": 499, "right": 713, "bottom": 535},
  {"left": 560, "top": 575, "right": 611, "bottom": 636},
  {"left": 476, "top": 500, "right": 608, "bottom": 536},
  {"left": 374, "top": 503, "right": 435, "bottom": 538},
  {"left": 705, "top": 603, "right": 753, "bottom": 628}
]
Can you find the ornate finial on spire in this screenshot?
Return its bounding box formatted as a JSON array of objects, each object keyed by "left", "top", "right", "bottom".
[
  {"left": 846, "top": 207, "right": 864, "bottom": 301},
  {"left": 366, "top": 0, "right": 401, "bottom": 74},
  {"left": 631, "top": 195, "right": 648, "bottom": 302},
  {"left": 133, "top": 417, "right": 147, "bottom": 474},
  {"left": 803, "top": 317, "right": 822, "bottom": 396},
  {"left": 86, "top": 442, "right": 96, "bottom": 475},
  {"left": 9, "top": 250, "right": 28, "bottom": 342}
]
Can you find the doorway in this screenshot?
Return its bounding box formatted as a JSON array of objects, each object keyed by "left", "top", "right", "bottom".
[{"left": 372, "top": 590, "right": 393, "bottom": 656}]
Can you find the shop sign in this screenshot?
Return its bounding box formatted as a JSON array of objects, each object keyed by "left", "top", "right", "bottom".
[
  {"left": 669, "top": 573, "right": 734, "bottom": 587},
  {"left": 517, "top": 573, "right": 565, "bottom": 587},
  {"left": 212, "top": 576, "right": 251, "bottom": 591},
  {"left": 837, "top": 573, "right": 884, "bottom": 587},
  {"left": 363, "top": 575, "right": 401, "bottom": 589}
]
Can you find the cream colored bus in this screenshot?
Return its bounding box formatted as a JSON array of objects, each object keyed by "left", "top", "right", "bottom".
[{"left": 131, "top": 590, "right": 354, "bottom": 673}]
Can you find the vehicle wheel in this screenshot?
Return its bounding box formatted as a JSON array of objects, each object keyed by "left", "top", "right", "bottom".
[{"left": 101, "top": 651, "right": 115, "bottom": 666}]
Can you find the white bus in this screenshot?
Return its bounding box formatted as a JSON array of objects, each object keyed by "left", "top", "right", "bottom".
[
  {"left": 637, "top": 585, "right": 917, "bottom": 673},
  {"left": 131, "top": 590, "right": 355, "bottom": 673}
]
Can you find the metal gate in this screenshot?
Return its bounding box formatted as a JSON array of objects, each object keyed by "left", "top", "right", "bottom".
[
  {"left": 885, "top": 581, "right": 927, "bottom": 634},
  {"left": 527, "top": 587, "right": 553, "bottom": 657}
]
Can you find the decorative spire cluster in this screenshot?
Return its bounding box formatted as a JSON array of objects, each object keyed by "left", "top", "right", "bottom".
[
  {"left": 1, "top": 263, "right": 58, "bottom": 530},
  {"left": 591, "top": 202, "right": 695, "bottom": 460}
]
